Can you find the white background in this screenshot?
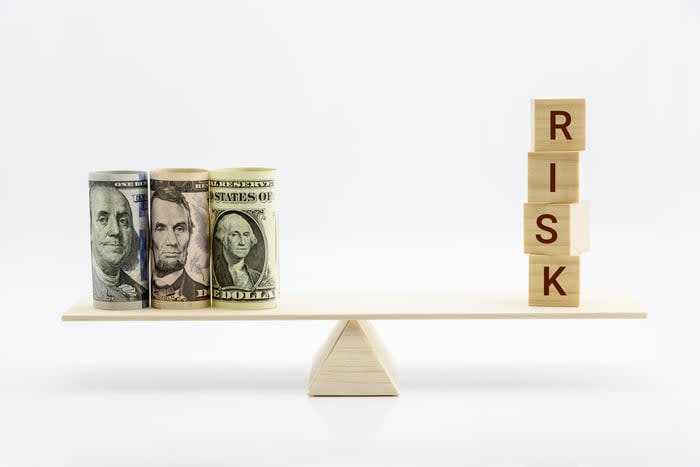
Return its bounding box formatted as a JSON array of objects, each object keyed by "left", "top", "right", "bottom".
[{"left": 0, "top": 0, "right": 699, "bottom": 465}]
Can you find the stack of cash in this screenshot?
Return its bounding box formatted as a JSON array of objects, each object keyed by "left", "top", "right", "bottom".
[
  {"left": 88, "top": 168, "right": 278, "bottom": 310},
  {"left": 150, "top": 169, "right": 210, "bottom": 309},
  {"left": 89, "top": 171, "right": 149, "bottom": 310},
  {"left": 210, "top": 168, "right": 278, "bottom": 309}
]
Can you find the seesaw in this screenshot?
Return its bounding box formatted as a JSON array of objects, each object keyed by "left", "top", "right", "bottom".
[
  {"left": 62, "top": 291, "right": 646, "bottom": 396},
  {"left": 67, "top": 99, "right": 645, "bottom": 395}
]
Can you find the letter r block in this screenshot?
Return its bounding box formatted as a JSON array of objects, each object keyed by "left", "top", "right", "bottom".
[
  {"left": 524, "top": 201, "right": 590, "bottom": 255},
  {"left": 529, "top": 255, "right": 580, "bottom": 307},
  {"left": 532, "top": 98, "right": 586, "bottom": 151}
]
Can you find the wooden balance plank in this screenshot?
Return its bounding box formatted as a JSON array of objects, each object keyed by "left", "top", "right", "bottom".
[{"left": 63, "top": 291, "right": 646, "bottom": 321}]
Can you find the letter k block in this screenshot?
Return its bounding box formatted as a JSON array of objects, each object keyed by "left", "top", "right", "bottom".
[{"left": 529, "top": 255, "right": 580, "bottom": 307}]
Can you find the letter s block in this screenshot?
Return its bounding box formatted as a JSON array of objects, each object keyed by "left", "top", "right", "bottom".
[
  {"left": 529, "top": 255, "right": 580, "bottom": 307},
  {"left": 524, "top": 201, "right": 590, "bottom": 255},
  {"left": 532, "top": 98, "right": 586, "bottom": 151}
]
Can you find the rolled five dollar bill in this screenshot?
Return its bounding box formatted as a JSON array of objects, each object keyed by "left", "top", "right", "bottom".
[
  {"left": 89, "top": 171, "right": 149, "bottom": 310},
  {"left": 150, "top": 169, "right": 211, "bottom": 309},
  {"left": 209, "top": 168, "right": 278, "bottom": 309}
]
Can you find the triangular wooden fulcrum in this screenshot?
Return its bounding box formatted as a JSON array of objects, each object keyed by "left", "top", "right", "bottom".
[{"left": 308, "top": 320, "right": 399, "bottom": 396}]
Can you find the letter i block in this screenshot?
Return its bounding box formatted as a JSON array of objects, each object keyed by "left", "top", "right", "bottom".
[
  {"left": 532, "top": 98, "right": 586, "bottom": 151},
  {"left": 529, "top": 255, "right": 580, "bottom": 307},
  {"left": 524, "top": 201, "right": 590, "bottom": 255},
  {"left": 528, "top": 151, "right": 579, "bottom": 203}
]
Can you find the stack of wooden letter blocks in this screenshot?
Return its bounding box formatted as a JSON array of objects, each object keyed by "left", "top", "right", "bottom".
[{"left": 525, "top": 98, "right": 589, "bottom": 307}]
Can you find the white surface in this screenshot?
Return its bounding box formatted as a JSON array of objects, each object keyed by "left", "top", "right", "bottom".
[
  {"left": 0, "top": 0, "right": 699, "bottom": 465},
  {"left": 2, "top": 235, "right": 694, "bottom": 466}
]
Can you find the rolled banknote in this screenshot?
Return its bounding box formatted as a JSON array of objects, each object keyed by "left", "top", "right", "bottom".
[
  {"left": 209, "top": 168, "right": 278, "bottom": 309},
  {"left": 89, "top": 171, "right": 149, "bottom": 310},
  {"left": 150, "top": 169, "right": 210, "bottom": 309}
]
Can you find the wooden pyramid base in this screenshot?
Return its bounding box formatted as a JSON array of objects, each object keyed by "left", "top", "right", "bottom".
[{"left": 308, "top": 320, "right": 399, "bottom": 396}]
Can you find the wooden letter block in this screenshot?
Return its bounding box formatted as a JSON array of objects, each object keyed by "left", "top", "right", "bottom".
[
  {"left": 532, "top": 98, "right": 586, "bottom": 151},
  {"left": 528, "top": 151, "right": 579, "bottom": 203},
  {"left": 529, "top": 255, "right": 580, "bottom": 307},
  {"left": 524, "top": 201, "right": 589, "bottom": 255}
]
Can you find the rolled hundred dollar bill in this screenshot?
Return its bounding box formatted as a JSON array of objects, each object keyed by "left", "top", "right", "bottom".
[
  {"left": 89, "top": 171, "right": 149, "bottom": 310},
  {"left": 150, "top": 169, "right": 210, "bottom": 309},
  {"left": 210, "top": 168, "right": 278, "bottom": 309}
]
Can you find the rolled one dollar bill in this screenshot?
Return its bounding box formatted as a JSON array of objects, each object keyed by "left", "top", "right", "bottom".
[
  {"left": 150, "top": 169, "right": 211, "bottom": 309},
  {"left": 89, "top": 171, "right": 149, "bottom": 310},
  {"left": 209, "top": 168, "right": 278, "bottom": 309}
]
